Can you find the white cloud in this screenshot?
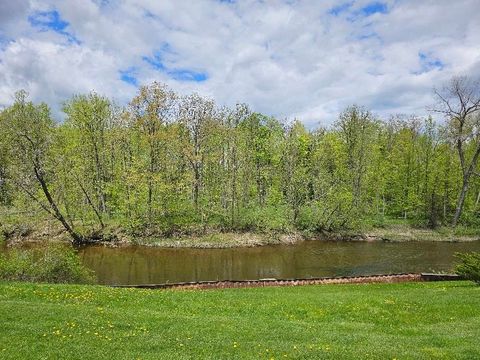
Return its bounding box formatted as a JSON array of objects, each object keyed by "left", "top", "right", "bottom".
[
  {"left": 0, "top": 38, "right": 135, "bottom": 117},
  {"left": 0, "top": 0, "right": 479, "bottom": 127}
]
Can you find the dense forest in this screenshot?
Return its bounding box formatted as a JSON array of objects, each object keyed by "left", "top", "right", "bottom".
[{"left": 0, "top": 77, "right": 479, "bottom": 244}]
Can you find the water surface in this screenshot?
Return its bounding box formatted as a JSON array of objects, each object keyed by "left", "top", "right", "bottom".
[{"left": 78, "top": 240, "right": 480, "bottom": 285}]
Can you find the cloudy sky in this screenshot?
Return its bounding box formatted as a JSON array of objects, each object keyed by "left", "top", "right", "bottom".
[{"left": 0, "top": 0, "right": 479, "bottom": 127}]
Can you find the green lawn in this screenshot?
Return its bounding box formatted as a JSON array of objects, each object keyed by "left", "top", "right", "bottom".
[{"left": 1, "top": 281, "right": 479, "bottom": 359}]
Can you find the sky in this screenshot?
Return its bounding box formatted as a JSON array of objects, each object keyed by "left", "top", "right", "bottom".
[{"left": 0, "top": 0, "right": 479, "bottom": 128}]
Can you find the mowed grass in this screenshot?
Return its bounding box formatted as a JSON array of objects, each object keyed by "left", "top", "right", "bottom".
[{"left": 0, "top": 281, "right": 479, "bottom": 359}]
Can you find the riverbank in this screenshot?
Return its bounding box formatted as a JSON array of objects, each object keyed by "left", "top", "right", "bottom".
[
  {"left": 2, "top": 220, "right": 480, "bottom": 248},
  {"left": 2, "top": 211, "right": 480, "bottom": 249},
  {"left": 1, "top": 281, "right": 479, "bottom": 359},
  {"left": 131, "top": 226, "right": 480, "bottom": 248}
]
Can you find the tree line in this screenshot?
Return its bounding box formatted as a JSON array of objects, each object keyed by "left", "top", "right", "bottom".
[{"left": 0, "top": 77, "right": 479, "bottom": 244}]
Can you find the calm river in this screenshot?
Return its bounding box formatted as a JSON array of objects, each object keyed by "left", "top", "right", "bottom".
[{"left": 78, "top": 240, "right": 480, "bottom": 285}]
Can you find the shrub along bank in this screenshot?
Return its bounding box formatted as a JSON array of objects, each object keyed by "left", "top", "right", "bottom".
[{"left": 0, "top": 244, "right": 94, "bottom": 284}]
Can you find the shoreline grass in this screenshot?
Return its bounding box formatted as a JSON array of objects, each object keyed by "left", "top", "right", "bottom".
[{"left": 1, "top": 281, "right": 479, "bottom": 359}]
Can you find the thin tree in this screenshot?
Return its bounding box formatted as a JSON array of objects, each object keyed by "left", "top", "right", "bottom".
[
  {"left": 432, "top": 76, "right": 480, "bottom": 226},
  {"left": 129, "top": 82, "right": 176, "bottom": 223},
  {"left": 179, "top": 93, "right": 215, "bottom": 210},
  {"left": 3, "top": 91, "right": 83, "bottom": 244}
]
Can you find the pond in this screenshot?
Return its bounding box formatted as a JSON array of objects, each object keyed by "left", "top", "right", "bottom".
[{"left": 78, "top": 240, "right": 480, "bottom": 285}]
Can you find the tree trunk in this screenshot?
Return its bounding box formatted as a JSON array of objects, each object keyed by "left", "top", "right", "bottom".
[
  {"left": 475, "top": 190, "right": 480, "bottom": 210},
  {"left": 452, "top": 145, "right": 480, "bottom": 227},
  {"left": 34, "top": 167, "right": 83, "bottom": 245},
  {"left": 193, "top": 165, "right": 200, "bottom": 210},
  {"left": 452, "top": 178, "right": 469, "bottom": 227},
  {"left": 76, "top": 175, "right": 104, "bottom": 228}
]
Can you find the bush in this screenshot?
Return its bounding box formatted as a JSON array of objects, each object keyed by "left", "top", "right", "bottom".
[
  {"left": 0, "top": 244, "right": 95, "bottom": 284},
  {"left": 236, "top": 205, "right": 292, "bottom": 233},
  {"left": 295, "top": 202, "right": 358, "bottom": 232},
  {"left": 454, "top": 252, "right": 480, "bottom": 285}
]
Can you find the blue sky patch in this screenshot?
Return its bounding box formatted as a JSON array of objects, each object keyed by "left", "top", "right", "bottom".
[
  {"left": 28, "top": 10, "right": 80, "bottom": 44},
  {"left": 119, "top": 68, "right": 138, "bottom": 86},
  {"left": 29, "top": 10, "right": 68, "bottom": 32},
  {"left": 0, "top": 35, "right": 12, "bottom": 51},
  {"left": 142, "top": 53, "right": 166, "bottom": 71},
  {"left": 416, "top": 52, "right": 444, "bottom": 74},
  {"left": 360, "top": 2, "right": 388, "bottom": 16},
  {"left": 143, "top": 51, "right": 207, "bottom": 82},
  {"left": 169, "top": 69, "right": 208, "bottom": 82}
]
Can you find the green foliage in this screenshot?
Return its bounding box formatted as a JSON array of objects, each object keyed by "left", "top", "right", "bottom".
[
  {"left": 299, "top": 203, "right": 356, "bottom": 231},
  {"left": 452, "top": 225, "right": 480, "bottom": 237},
  {"left": 455, "top": 252, "right": 480, "bottom": 284},
  {"left": 0, "top": 82, "right": 479, "bottom": 241},
  {"left": 236, "top": 205, "right": 292, "bottom": 232},
  {"left": 0, "top": 244, "right": 95, "bottom": 284}
]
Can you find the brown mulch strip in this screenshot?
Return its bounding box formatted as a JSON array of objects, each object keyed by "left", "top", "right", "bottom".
[
  {"left": 111, "top": 273, "right": 462, "bottom": 290},
  {"left": 164, "top": 273, "right": 421, "bottom": 290}
]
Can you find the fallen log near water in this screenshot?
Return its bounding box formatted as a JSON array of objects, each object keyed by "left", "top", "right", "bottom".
[{"left": 110, "top": 273, "right": 462, "bottom": 290}]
